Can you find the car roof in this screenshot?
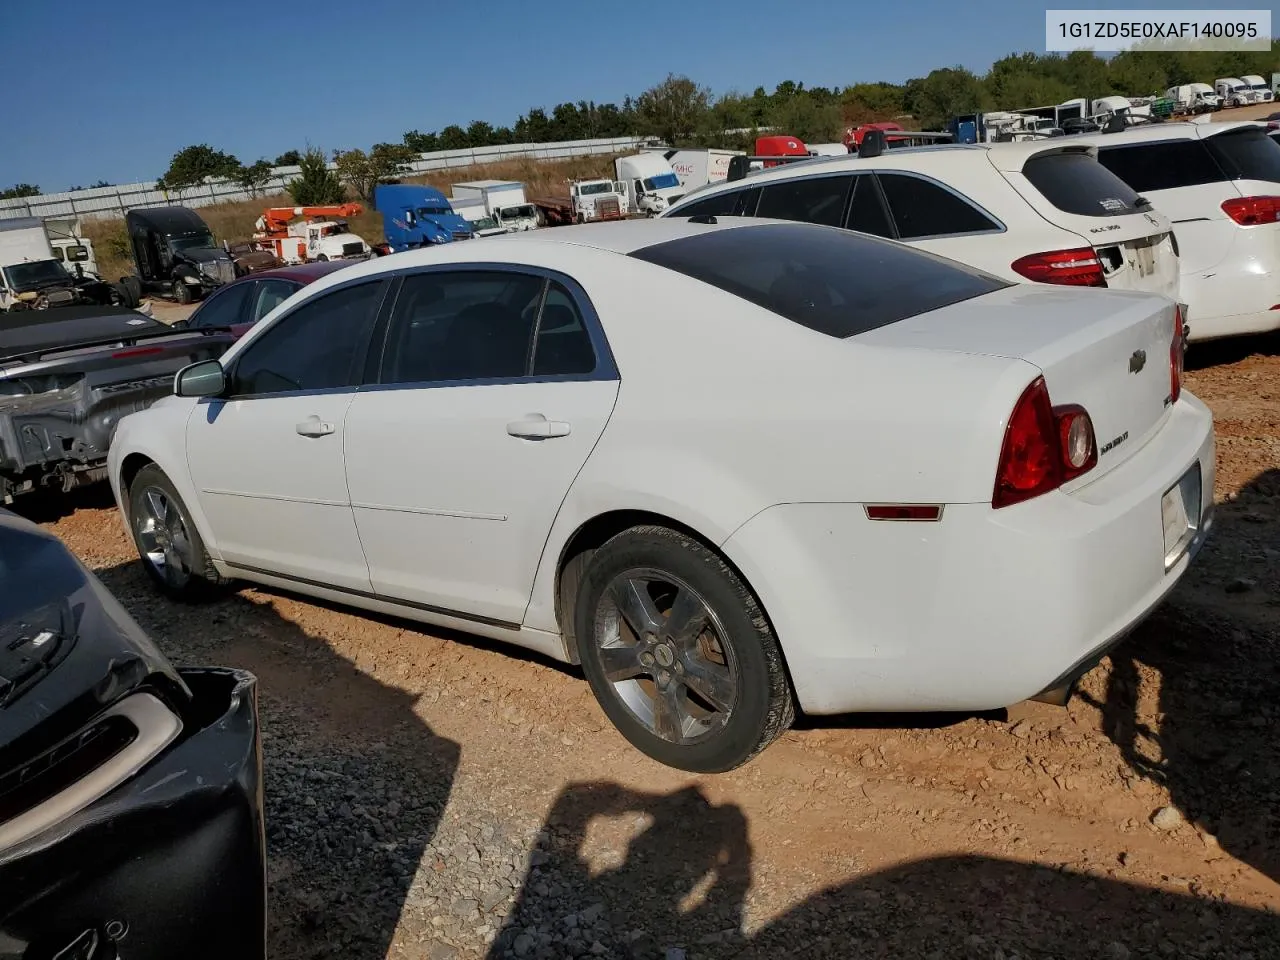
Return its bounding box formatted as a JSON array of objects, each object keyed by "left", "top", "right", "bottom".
[{"left": 1058, "top": 119, "right": 1263, "bottom": 145}]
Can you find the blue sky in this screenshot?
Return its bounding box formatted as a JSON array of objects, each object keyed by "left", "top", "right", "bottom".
[{"left": 3, "top": 0, "right": 1048, "bottom": 191}]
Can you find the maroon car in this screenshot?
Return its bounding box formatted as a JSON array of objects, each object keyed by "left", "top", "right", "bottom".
[{"left": 171, "top": 260, "right": 357, "bottom": 340}]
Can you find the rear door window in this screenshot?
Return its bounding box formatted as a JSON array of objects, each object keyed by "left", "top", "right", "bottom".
[
  {"left": 1203, "top": 127, "right": 1280, "bottom": 182},
  {"left": 1095, "top": 140, "right": 1224, "bottom": 192},
  {"left": 190, "top": 282, "right": 251, "bottom": 329},
  {"left": 1022, "top": 150, "right": 1147, "bottom": 216},
  {"left": 629, "top": 221, "right": 1010, "bottom": 339},
  {"left": 756, "top": 175, "right": 852, "bottom": 228},
  {"left": 876, "top": 173, "right": 1001, "bottom": 239}
]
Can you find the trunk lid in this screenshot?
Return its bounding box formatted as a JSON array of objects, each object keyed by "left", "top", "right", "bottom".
[
  {"left": 857, "top": 284, "right": 1178, "bottom": 484},
  {"left": 989, "top": 144, "right": 1181, "bottom": 300}
]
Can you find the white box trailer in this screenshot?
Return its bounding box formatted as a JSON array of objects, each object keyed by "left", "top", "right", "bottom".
[
  {"left": 640, "top": 148, "right": 742, "bottom": 190},
  {"left": 452, "top": 180, "right": 538, "bottom": 231},
  {"left": 0, "top": 217, "right": 55, "bottom": 267}
]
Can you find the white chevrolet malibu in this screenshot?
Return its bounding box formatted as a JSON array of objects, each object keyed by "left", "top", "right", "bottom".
[{"left": 107, "top": 216, "right": 1214, "bottom": 772}]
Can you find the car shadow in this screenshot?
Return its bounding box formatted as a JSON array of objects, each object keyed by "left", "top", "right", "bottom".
[
  {"left": 486, "top": 780, "right": 1280, "bottom": 960},
  {"left": 1086, "top": 466, "right": 1280, "bottom": 888},
  {"left": 88, "top": 557, "right": 462, "bottom": 960},
  {"left": 1186, "top": 331, "right": 1280, "bottom": 371}
]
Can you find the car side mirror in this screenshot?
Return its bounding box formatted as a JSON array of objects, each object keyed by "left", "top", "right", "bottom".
[{"left": 175, "top": 359, "right": 226, "bottom": 398}]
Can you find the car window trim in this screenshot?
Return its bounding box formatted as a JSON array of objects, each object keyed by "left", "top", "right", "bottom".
[
  {"left": 216, "top": 275, "right": 393, "bottom": 402},
  {"left": 362, "top": 262, "right": 620, "bottom": 393},
  {"left": 872, "top": 170, "right": 1008, "bottom": 241}
]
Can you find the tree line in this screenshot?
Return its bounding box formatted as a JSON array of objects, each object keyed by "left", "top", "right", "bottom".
[{"left": 5, "top": 45, "right": 1276, "bottom": 202}]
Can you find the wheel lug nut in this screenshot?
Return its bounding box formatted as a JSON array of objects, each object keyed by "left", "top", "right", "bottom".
[
  {"left": 673, "top": 661, "right": 684, "bottom": 674},
  {"left": 640, "top": 652, "right": 654, "bottom": 666},
  {"left": 659, "top": 670, "right": 671, "bottom": 685}
]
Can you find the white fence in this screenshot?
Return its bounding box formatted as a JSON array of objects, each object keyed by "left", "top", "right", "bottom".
[{"left": 0, "top": 136, "right": 655, "bottom": 222}]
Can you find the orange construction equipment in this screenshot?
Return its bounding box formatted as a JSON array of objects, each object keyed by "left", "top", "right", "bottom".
[{"left": 252, "top": 204, "right": 366, "bottom": 265}]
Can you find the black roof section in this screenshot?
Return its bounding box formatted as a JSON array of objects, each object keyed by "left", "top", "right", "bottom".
[
  {"left": 628, "top": 220, "right": 1009, "bottom": 339},
  {"left": 125, "top": 205, "right": 213, "bottom": 235},
  {"left": 0, "top": 305, "right": 168, "bottom": 363}
]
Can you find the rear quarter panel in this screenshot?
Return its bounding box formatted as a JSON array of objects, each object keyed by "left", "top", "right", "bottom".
[{"left": 518, "top": 249, "right": 1040, "bottom": 634}]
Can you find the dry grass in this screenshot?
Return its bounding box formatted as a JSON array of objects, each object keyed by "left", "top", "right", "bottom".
[{"left": 83, "top": 154, "right": 625, "bottom": 282}]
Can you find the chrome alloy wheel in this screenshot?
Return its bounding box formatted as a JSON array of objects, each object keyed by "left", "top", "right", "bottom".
[
  {"left": 592, "top": 568, "right": 738, "bottom": 745},
  {"left": 134, "top": 486, "right": 195, "bottom": 590}
]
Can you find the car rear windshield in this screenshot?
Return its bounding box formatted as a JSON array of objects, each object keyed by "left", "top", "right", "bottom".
[
  {"left": 1203, "top": 127, "right": 1280, "bottom": 182},
  {"left": 1022, "top": 150, "right": 1147, "bottom": 217},
  {"left": 629, "top": 221, "right": 1010, "bottom": 339}
]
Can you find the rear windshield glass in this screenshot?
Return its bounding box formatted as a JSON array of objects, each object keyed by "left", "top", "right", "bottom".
[
  {"left": 1023, "top": 150, "right": 1147, "bottom": 216},
  {"left": 629, "top": 221, "right": 1010, "bottom": 339},
  {"left": 1204, "top": 127, "right": 1280, "bottom": 182}
]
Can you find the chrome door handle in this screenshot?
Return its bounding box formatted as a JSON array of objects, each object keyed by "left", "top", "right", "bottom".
[
  {"left": 296, "top": 415, "right": 335, "bottom": 437},
  {"left": 506, "top": 414, "right": 571, "bottom": 439}
]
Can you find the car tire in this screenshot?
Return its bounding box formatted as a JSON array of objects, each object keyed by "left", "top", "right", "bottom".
[
  {"left": 173, "top": 278, "right": 193, "bottom": 305},
  {"left": 127, "top": 463, "right": 228, "bottom": 602},
  {"left": 316, "top": 254, "right": 329, "bottom": 262},
  {"left": 574, "top": 524, "right": 795, "bottom": 772}
]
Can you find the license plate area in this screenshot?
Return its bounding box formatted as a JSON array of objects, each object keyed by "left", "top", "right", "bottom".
[{"left": 1162, "top": 461, "right": 1202, "bottom": 571}]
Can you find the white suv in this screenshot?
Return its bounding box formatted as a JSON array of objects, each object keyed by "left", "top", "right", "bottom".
[
  {"left": 662, "top": 141, "right": 1181, "bottom": 300},
  {"left": 1063, "top": 121, "right": 1280, "bottom": 342}
]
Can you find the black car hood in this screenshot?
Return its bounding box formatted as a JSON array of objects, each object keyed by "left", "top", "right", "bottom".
[
  {"left": 0, "top": 509, "right": 188, "bottom": 771},
  {"left": 0, "top": 305, "right": 165, "bottom": 363},
  {"left": 177, "top": 247, "right": 232, "bottom": 264}
]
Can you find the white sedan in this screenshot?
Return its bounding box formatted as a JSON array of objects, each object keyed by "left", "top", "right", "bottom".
[{"left": 107, "top": 216, "right": 1215, "bottom": 772}]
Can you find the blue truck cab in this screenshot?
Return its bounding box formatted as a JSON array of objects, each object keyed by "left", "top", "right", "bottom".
[{"left": 373, "top": 184, "right": 474, "bottom": 252}]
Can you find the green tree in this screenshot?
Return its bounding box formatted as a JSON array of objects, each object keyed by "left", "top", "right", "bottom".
[
  {"left": 403, "top": 130, "right": 439, "bottom": 153},
  {"left": 273, "top": 150, "right": 303, "bottom": 166},
  {"left": 333, "top": 143, "right": 416, "bottom": 202},
  {"left": 465, "top": 120, "right": 496, "bottom": 146},
  {"left": 235, "top": 159, "right": 276, "bottom": 198},
  {"left": 286, "top": 146, "right": 345, "bottom": 205},
  {"left": 636, "top": 73, "right": 712, "bottom": 145},
  {"left": 158, "top": 144, "right": 241, "bottom": 191},
  {"left": 766, "top": 96, "right": 845, "bottom": 143},
  {"left": 903, "top": 67, "right": 990, "bottom": 128},
  {"left": 438, "top": 125, "right": 470, "bottom": 150},
  {"left": 1, "top": 183, "right": 41, "bottom": 199}
]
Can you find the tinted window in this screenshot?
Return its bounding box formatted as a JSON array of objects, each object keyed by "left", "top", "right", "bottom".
[
  {"left": 1096, "top": 140, "right": 1224, "bottom": 192},
  {"left": 670, "top": 187, "right": 759, "bottom": 218},
  {"left": 1204, "top": 128, "right": 1280, "bottom": 182},
  {"left": 630, "top": 222, "right": 1009, "bottom": 339},
  {"left": 230, "top": 280, "right": 384, "bottom": 395},
  {"left": 844, "top": 174, "right": 893, "bottom": 237},
  {"left": 756, "top": 175, "right": 851, "bottom": 227},
  {"left": 251, "top": 279, "right": 300, "bottom": 323},
  {"left": 877, "top": 173, "right": 1000, "bottom": 239},
  {"left": 1022, "top": 150, "right": 1147, "bottom": 216},
  {"left": 190, "top": 282, "right": 251, "bottom": 329},
  {"left": 532, "top": 282, "right": 597, "bottom": 376},
  {"left": 380, "top": 271, "right": 545, "bottom": 385}
]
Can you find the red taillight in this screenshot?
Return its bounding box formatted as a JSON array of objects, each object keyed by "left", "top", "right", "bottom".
[
  {"left": 111, "top": 346, "right": 165, "bottom": 359},
  {"left": 1009, "top": 248, "right": 1107, "bottom": 287},
  {"left": 1170, "top": 305, "right": 1184, "bottom": 404},
  {"left": 1220, "top": 196, "right": 1280, "bottom": 226},
  {"left": 992, "top": 377, "right": 1097, "bottom": 509}
]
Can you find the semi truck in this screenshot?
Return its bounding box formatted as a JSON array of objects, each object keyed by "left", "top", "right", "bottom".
[
  {"left": 640, "top": 148, "right": 741, "bottom": 190},
  {"left": 614, "top": 154, "right": 686, "bottom": 216},
  {"left": 531, "top": 180, "right": 628, "bottom": 226},
  {"left": 1242, "top": 75, "right": 1275, "bottom": 103},
  {"left": 1215, "top": 78, "right": 1255, "bottom": 107},
  {"left": 373, "top": 184, "right": 474, "bottom": 251},
  {"left": 452, "top": 180, "right": 539, "bottom": 231},
  {"left": 0, "top": 217, "right": 138, "bottom": 312},
  {"left": 1167, "top": 84, "right": 1221, "bottom": 114}
]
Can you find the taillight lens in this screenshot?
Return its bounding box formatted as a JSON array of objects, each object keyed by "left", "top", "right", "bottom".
[
  {"left": 1170, "top": 305, "right": 1184, "bottom": 404},
  {"left": 1009, "top": 248, "right": 1107, "bottom": 287},
  {"left": 1221, "top": 196, "right": 1280, "bottom": 226},
  {"left": 993, "top": 377, "right": 1097, "bottom": 509}
]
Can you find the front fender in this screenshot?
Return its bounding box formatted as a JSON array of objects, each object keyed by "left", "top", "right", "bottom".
[{"left": 109, "top": 401, "right": 223, "bottom": 563}]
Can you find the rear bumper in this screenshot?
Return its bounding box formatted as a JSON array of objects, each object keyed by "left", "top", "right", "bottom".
[
  {"left": 721, "top": 395, "right": 1216, "bottom": 715},
  {"left": 0, "top": 668, "right": 266, "bottom": 960}
]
